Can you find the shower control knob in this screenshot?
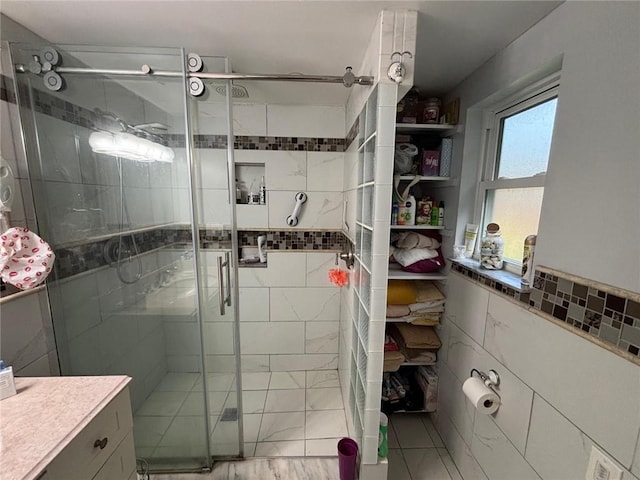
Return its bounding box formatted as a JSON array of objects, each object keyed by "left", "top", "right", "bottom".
[
  {"left": 40, "top": 47, "right": 60, "bottom": 66},
  {"left": 43, "top": 71, "right": 63, "bottom": 91}
]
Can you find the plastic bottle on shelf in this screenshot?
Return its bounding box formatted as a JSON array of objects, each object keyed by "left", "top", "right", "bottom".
[
  {"left": 259, "top": 176, "right": 266, "bottom": 205},
  {"left": 430, "top": 201, "right": 439, "bottom": 226},
  {"left": 438, "top": 201, "right": 444, "bottom": 226},
  {"left": 391, "top": 202, "right": 399, "bottom": 225},
  {"left": 398, "top": 193, "right": 416, "bottom": 226}
]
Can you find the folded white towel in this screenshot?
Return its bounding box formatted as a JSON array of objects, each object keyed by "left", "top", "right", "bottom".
[{"left": 394, "top": 231, "right": 440, "bottom": 250}]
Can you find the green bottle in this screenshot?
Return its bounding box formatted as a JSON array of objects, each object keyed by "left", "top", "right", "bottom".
[
  {"left": 430, "top": 202, "right": 439, "bottom": 226},
  {"left": 378, "top": 413, "right": 389, "bottom": 457}
]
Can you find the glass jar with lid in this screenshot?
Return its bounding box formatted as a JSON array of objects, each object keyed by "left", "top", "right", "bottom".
[{"left": 480, "top": 223, "right": 504, "bottom": 269}]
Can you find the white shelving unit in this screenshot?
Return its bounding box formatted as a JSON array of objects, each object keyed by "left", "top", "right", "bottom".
[
  {"left": 384, "top": 121, "right": 457, "bottom": 416},
  {"left": 390, "top": 224, "right": 443, "bottom": 230}
]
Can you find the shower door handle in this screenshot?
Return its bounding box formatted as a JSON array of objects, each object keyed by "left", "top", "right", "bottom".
[
  {"left": 217, "top": 252, "right": 232, "bottom": 315},
  {"left": 224, "top": 251, "right": 232, "bottom": 307},
  {"left": 217, "top": 256, "right": 226, "bottom": 316}
]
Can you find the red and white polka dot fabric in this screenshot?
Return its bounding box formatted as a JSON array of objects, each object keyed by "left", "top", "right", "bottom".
[{"left": 0, "top": 227, "right": 55, "bottom": 290}]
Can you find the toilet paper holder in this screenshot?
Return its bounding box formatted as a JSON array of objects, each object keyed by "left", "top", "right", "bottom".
[{"left": 470, "top": 368, "right": 500, "bottom": 391}]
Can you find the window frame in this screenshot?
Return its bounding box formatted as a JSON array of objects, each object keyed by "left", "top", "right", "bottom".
[{"left": 473, "top": 74, "right": 560, "bottom": 271}]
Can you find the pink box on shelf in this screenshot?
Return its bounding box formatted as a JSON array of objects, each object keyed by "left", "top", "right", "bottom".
[{"left": 421, "top": 150, "right": 440, "bottom": 176}]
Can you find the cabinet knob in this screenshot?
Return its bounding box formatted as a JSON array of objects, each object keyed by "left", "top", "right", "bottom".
[{"left": 93, "top": 437, "right": 108, "bottom": 450}]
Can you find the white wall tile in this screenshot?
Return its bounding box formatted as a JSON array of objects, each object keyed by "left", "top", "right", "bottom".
[
  {"left": 200, "top": 188, "right": 231, "bottom": 226},
  {"left": 240, "top": 322, "right": 304, "bottom": 354},
  {"left": 471, "top": 414, "right": 541, "bottom": 480},
  {"left": 485, "top": 293, "right": 640, "bottom": 466},
  {"left": 446, "top": 272, "right": 489, "bottom": 345},
  {"left": 306, "top": 252, "right": 342, "bottom": 287},
  {"left": 238, "top": 252, "right": 306, "bottom": 287},
  {"left": 14, "top": 353, "right": 52, "bottom": 376},
  {"left": 0, "top": 291, "right": 49, "bottom": 371},
  {"left": 307, "top": 152, "right": 344, "bottom": 192},
  {"left": 232, "top": 103, "right": 267, "bottom": 136},
  {"left": 267, "top": 105, "right": 345, "bottom": 138},
  {"left": 525, "top": 394, "right": 595, "bottom": 480},
  {"left": 238, "top": 287, "right": 269, "bottom": 322},
  {"left": 438, "top": 364, "right": 475, "bottom": 445},
  {"left": 236, "top": 204, "right": 268, "bottom": 229},
  {"left": 263, "top": 151, "right": 306, "bottom": 191},
  {"left": 270, "top": 288, "right": 340, "bottom": 321},
  {"left": 268, "top": 190, "right": 342, "bottom": 229},
  {"left": 446, "top": 321, "right": 535, "bottom": 454},
  {"left": 198, "top": 148, "right": 229, "bottom": 189},
  {"left": 270, "top": 354, "right": 338, "bottom": 372},
  {"left": 203, "top": 322, "right": 235, "bottom": 355},
  {"left": 305, "top": 322, "right": 339, "bottom": 354},
  {"left": 163, "top": 322, "right": 200, "bottom": 356}
]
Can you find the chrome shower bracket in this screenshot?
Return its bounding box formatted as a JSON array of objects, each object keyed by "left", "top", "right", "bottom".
[{"left": 387, "top": 51, "right": 413, "bottom": 84}]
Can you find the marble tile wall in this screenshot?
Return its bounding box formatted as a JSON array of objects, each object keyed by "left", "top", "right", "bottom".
[
  {"left": 433, "top": 271, "right": 640, "bottom": 480},
  {"left": 235, "top": 251, "right": 340, "bottom": 374}
]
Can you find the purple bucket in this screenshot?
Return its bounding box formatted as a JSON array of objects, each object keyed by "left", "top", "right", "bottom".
[{"left": 337, "top": 437, "right": 359, "bottom": 480}]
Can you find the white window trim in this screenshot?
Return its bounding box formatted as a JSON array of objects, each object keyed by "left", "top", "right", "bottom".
[{"left": 472, "top": 73, "right": 560, "bottom": 273}]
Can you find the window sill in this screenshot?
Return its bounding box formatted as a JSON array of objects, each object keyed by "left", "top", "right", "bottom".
[{"left": 449, "top": 258, "right": 527, "bottom": 293}]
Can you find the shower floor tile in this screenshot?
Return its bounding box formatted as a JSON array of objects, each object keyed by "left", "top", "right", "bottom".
[{"left": 133, "top": 370, "right": 348, "bottom": 461}]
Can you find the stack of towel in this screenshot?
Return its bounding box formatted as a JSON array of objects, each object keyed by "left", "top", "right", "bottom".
[
  {"left": 389, "top": 231, "right": 445, "bottom": 273},
  {"left": 386, "top": 280, "right": 446, "bottom": 325},
  {"left": 384, "top": 279, "right": 445, "bottom": 372}
]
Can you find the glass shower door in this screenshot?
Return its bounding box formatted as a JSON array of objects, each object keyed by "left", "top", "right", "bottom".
[
  {"left": 9, "top": 43, "right": 241, "bottom": 472},
  {"left": 185, "top": 55, "right": 243, "bottom": 459}
]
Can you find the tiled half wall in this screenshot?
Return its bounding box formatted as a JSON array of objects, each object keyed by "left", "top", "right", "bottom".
[{"left": 451, "top": 261, "right": 640, "bottom": 363}]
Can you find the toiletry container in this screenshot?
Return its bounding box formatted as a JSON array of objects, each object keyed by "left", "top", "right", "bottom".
[{"left": 480, "top": 223, "right": 504, "bottom": 269}]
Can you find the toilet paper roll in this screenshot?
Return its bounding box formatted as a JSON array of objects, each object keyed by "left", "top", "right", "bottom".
[{"left": 462, "top": 377, "right": 500, "bottom": 415}]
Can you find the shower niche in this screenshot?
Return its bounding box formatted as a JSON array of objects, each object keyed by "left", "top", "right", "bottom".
[{"left": 235, "top": 163, "right": 268, "bottom": 229}]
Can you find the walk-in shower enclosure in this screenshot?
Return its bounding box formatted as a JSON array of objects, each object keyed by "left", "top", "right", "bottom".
[{"left": 9, "top": 44, "right": 243, "bottom": 472}]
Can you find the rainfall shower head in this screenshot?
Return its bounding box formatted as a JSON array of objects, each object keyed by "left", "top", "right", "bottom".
[{"left": 214, "top": 84, "right": 249, "bottom": 98}]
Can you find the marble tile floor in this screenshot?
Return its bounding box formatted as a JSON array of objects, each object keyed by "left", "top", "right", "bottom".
[
  {"left": 387, "top": 413, "right": 462, "bottom": 480},
  {"left": 134, "top": 370, "right": 348, "bottom": 461},
  {"left": 148, "top": 457, "right": 340, "bottom": 480}
]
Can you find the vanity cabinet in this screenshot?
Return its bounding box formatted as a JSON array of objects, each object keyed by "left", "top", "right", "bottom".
[{"left": 0, "top": 376, "right": 135, "bottom": 480}]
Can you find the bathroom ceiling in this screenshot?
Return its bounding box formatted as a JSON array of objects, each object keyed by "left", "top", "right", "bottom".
[{"left": 1, "top": 1, "right": 562, "bottom": 106}]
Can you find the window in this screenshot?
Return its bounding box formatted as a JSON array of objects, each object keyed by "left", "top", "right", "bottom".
[{"left": 476, "top": 77, "right": 559, "bottom": 269}]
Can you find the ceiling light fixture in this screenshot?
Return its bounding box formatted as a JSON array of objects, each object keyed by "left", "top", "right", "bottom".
[{"left": 88, "top": 131, "right": 174, "bottom": 163}]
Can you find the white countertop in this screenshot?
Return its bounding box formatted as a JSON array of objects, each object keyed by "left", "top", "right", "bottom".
[{"left": 0, "top": 375, "right": 131, "bottom": 480}]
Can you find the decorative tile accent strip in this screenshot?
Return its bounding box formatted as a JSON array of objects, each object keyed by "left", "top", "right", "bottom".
[
  {"left": 450, "top": 260, "right": 531, "bottom": 304},
  {"left": 451, "top": 261, "right": 640, "bottom": 364},
  {"left": 239, "top": 230, "right": 346, "bottom": 251},
  {"left": 345, "top": 117, "right": 359, "bottom": 150},
  {"left": 530, "top": 267, "right": 640, "bottom": 359},
  {"left": 51, "top": 227, "right": 344, "bottom": 279},
  {"left": 166, "top": 134, "right": 345, "bottom": 152},
  {"left": 53, "top": 227, "right": 192, "bottom": 280},
  {"left": 1, "top": 74, "right": 16, "bottom": 104},
  {"left": 10, "top": 77, "right": 345, "bottom": 152}
]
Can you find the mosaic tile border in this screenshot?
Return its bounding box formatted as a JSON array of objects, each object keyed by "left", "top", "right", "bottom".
[
  {"left": 51, "top": 227, "right": 345, "bottom": 280},
  {"left": 1, "top": 74, "right": 16, "bottom": 104},
  {"left": 345, "top": 116, "right": 359, "bottom": 150},
  {"left": 451, "top": 260, "right": 640, "bottom": 362},
  {"left": 239, "top": 230, "right": 346, "bottom": 251},
  {"left": 5, "top": 75, "right": 345, "bottom": 152},
  {"left": 450, "top": 261, "right": 531, "bottom": 303},
  {"left": 530, "top": 268, "right": 640, "bottom": 359}
]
